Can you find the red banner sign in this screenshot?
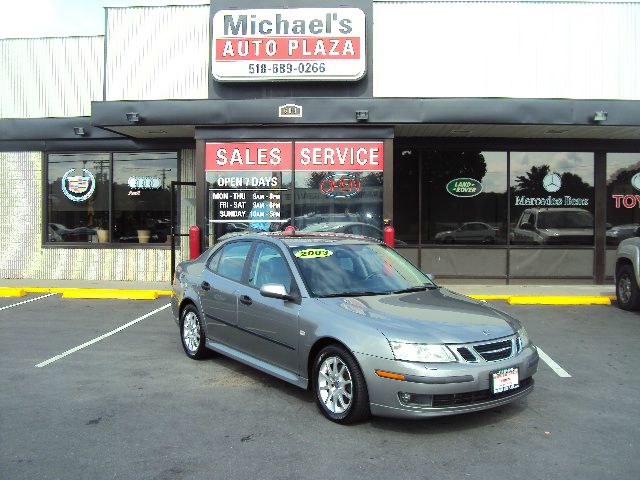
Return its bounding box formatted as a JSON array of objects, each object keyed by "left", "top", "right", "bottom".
[
  {"left": 295, "top": 142, "right": 384, "bottom": 171},
  {"left": 215, "top": 37, "right": 361, "bottom": 62},
  {"left": 205, "top": 141, "right": 384, "bottom": 172},
  {"left": 205, "top": 142, "right": 293, "bottom": 171}
]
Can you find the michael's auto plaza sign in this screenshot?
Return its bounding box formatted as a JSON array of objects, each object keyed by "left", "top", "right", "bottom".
[{"left": 212, "top": 8, "right": 366, "bottom": 81}]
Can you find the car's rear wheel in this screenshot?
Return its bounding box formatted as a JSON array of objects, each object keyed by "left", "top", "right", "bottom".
[
  {"left": 180, "top": 304, "right": 207, "bottom": 359},
  {"left": 616, "top": 264, "right": 640, "bottom": 311},
  {"left": 312, "top": 345, "right": 370, "bottom": 424}
]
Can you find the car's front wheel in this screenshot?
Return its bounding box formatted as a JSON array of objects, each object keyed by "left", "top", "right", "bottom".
[
  {"left": 180, "top": 304, "right": 208, "bottom": 359},
  {"left": 616, "top": 264, "right": 640, "bottom": 311},
  {"left": 312, "top": 345, "right": 370, "bottom": 424}
]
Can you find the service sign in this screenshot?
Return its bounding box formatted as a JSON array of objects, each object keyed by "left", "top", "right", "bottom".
[
  {"left": 212, "top": 8, "right": 366, "bottom": 82},
  {"left": 295, "top": 141, "right": 383, "bottom": 172}
]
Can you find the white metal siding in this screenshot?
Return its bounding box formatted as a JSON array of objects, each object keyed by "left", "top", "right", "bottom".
[
  {"left": 373, "top": 1, "right": 640, "bottom": 99},
  {"left": 105, "top": 5, "right": 209, "bottom": 101},
  {"left": 0, "top": 151, "right": 195, "bottom": 281},
  {"left": 0, "top": 37, "right": 103, "bottom": 119}
]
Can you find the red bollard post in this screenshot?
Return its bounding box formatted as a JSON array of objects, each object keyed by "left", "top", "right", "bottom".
[
  {"left": 189, "top": 225, "right": 201, "bottom": 260},
  {"left": 383, "top": 221, "right": 395, "bottom": 248}
]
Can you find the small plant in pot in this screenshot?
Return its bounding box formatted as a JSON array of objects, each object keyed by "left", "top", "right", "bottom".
[{"left": 95, "top": 221, "right": 109, "bottom": 243}]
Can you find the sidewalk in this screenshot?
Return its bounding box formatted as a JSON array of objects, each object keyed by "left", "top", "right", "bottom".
[{"left": 0, "top": 278, "right": 617, "bottom": 304}]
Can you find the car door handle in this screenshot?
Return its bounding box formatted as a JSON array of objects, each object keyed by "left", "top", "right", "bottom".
[
  {"left": 239, "top": 295, "right": 252, "bottom": 306},
  {"left": 201, "top": 281, "right": 211, "bottom": 291}
]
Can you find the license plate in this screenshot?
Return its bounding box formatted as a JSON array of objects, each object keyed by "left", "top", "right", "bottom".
[{"left": 491, "top": 367, "right": 519, "bottom": 394}]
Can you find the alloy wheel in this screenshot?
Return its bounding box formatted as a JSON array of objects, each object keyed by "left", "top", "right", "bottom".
[
  {"left": 317, "top": 356, "right": 353, "bottom": 415},
  {"left": 182, "top": 311, "right": 201, "bottom": 353},
  {"left": 618, "top": 274, "right": 632, "bottom": 304}
]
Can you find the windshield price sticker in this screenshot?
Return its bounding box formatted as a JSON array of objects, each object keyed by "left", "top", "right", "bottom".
[
  {"left": 491, "top": 367, "right": 519, "bottom": 395},
  {"left": 294, "top": 248, "right": 334, "bottom": 259}
]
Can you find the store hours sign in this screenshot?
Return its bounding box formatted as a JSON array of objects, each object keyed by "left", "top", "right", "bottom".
[{"left": 212, "top": 8, "right": 366, "bottom": 81}]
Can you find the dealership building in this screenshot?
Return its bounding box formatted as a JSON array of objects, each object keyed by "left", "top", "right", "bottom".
[{"left": 1, "top": 0, "right": 640, "bottom": 284}]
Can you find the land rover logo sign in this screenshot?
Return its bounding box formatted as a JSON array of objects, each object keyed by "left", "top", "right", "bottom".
[
  {"left": 61, "top": 168, "right": 95, "bottom": 202},
  {"left": 446, "top": 178, "right": 483, "bottom": 198},
  {"left": 631, "top": 173, "right": 640, "bottom": 191}
]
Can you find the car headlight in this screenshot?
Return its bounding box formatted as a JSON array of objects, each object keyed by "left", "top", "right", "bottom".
[
  {"left": 388, "top": 341, "right": 457, "bottom": 363},
  {"left": 517, "top": 327, "right": 530, "bottom": 351}
]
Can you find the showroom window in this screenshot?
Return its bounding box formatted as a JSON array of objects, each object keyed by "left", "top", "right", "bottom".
[
  {"left": 509, "top": 152, "right": 594, "bottom": 246},
  {"left": 45, "top": 152, "right": 178, "bottom": 245},
  {"left": 294, "top": 170, "right": 383, "bottom": 238},
  {"left": 606, "top": 153, "right": 640, "bottom": 246},
  {"left": 421, "top": 151, "right": 508, "bottom": 245}
]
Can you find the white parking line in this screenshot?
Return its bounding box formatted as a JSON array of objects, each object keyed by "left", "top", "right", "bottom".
[
  {"left": 35, "top": 303, "right": 171, "bottom": 368},
  {"left": 0, "top": 293, "right": 56, "bottom": 312},
  {"left": 537, "top": 347, "right": 572, "bottom": 378}
]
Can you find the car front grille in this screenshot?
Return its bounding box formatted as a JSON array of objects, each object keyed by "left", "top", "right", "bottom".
[
  {"left": 454, "top": 337, "right": 515, "bottom": 362},
  {"left": 473, "top": 340, "right": 513, "bottom": 361},
  {"left": 432, "top": 377, "right": 533, "bottom": 408}
]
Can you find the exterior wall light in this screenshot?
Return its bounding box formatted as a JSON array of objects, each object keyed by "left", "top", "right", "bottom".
[
  {"left": 593, "top": 111, "right": 608, "bottom": 122},
  {"left": 73, "top": 127, "right": 86, "bottom": 136},
  {"left": 355, "top": 110, "right": 369, "bottom": 121},
  {"left": 126, "top": 112, "right": 141, "bottom": 123}
]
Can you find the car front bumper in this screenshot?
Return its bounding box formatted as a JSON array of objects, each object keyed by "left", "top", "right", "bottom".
[{"left": 354, "top": 345, "right": 539, "bottom": 419}]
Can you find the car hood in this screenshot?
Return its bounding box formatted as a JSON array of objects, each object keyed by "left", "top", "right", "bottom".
[
  {"left": 538, "top": 228, "right": 593, "bottom": 236},
  {"left": 316, "top": 288, "right": 519, "bottom": 344}
]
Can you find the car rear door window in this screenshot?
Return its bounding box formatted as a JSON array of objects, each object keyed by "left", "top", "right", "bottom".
[{"left": 215, "top": 242, "right": 252, "bottom": 282}]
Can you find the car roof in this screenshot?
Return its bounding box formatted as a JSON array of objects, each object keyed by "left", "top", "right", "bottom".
[
  {"left": 218, "top": 231, "right": 381, "bottom": 248},
  {"left": 524, "top": 208, "right": 591, "bottom": 213}
]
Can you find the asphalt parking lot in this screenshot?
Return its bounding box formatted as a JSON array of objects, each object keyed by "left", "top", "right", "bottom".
[{"left": 1, "top": 293, "right": 639, "bottom": 480}]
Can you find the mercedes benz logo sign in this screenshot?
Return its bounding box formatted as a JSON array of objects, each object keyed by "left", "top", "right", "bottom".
[{"left": 542, "top": 172, "right": 562, "bottom": 193}]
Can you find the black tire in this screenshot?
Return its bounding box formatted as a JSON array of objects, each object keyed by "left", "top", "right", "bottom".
[
  {"left": 444, "top": 236, "right": 454, "bottom": 244},
  {"left": 312, "top": 345, "right": 370, "bottom": 424},
  {"left": 180, "top": 304, "right": 208, "bottom": 359},
  {"left": 616, "top": 264, "right": 640, "bottom": 311}
]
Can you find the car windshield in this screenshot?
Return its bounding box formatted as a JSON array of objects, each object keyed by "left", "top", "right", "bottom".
[
  {"left": 537, "top": 211, "right": 593, "bottom": 229},
  {"left": 289, "top": 243, "right": 435, "bottom": 297}
]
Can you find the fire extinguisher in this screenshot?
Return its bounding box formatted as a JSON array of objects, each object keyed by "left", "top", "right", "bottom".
[
  {"left": 383, "top": 219, "right": 395, "bottom": 248},
  {"left": 189, "top": 225, "right": 201, "bottom": 259}
]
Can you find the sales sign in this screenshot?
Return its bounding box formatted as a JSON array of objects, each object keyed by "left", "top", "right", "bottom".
[{"left": 212, "top": 8, "right": 366, "bottom": 82}]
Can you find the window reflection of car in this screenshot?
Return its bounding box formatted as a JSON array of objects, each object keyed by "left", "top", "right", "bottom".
[
  {"left": 434, "top": 222, "right": 498, "bottom": 244},
  {"left": 511, "top": 208, "right": 594, "bottom": 245},
  {"left": 299, "top": 222, "right": 406, "bottom": 244},
  {"left": 606, "top": 224, "right": 640, "bottom": 246}
]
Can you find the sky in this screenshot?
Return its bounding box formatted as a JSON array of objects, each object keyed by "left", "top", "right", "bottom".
[
  {"left": 0, "top": 0, "right": 204, "bottom": 38},
  {"left": 0, "top": 0, "right": 635, "bottom": 38}
]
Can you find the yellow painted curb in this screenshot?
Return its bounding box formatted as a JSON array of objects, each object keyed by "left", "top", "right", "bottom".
[
  {"left": 508, "top": 295, "right": 611, "bottom": 305},
  {"left": 468, "top": 294, "right": 612, "bottom": 305},
  {"left": 0, "top": 287, "right": 26, "bottom": 297},
  {"left": 1, "top": 287, "right": 173, "bottom": 300},
  {"left": 61, "top": 289, "right": 159, "bottom": 300}
]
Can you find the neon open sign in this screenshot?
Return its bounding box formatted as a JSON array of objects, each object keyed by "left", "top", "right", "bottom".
[{"left": 319, "top": 173, "right": 363, "bottom": 198}]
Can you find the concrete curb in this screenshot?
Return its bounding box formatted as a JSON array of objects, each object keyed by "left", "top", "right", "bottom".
[{"left": 0, "top": 286, "right": 616, "bottom": 304}]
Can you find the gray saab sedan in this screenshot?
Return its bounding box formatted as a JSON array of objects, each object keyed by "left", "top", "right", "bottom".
[{"left": 172, "top": 233, "right": 538, "bottom": 424}]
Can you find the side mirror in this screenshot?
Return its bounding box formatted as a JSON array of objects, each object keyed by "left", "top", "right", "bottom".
[
  {"left": 635, "top": 227, "right": 640, "bottom": 237},
  {"left": 426, "top": 273, "right": 435, "bottom": 282},
  {"left": 606, "top": 223, "right": 612, "bottom": 230},
  {"left": 520, "top": 222, "right": 534, "bottom": 231},
  {"left": 260, "top": 283, "right": 294, "bottom": 301}
]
